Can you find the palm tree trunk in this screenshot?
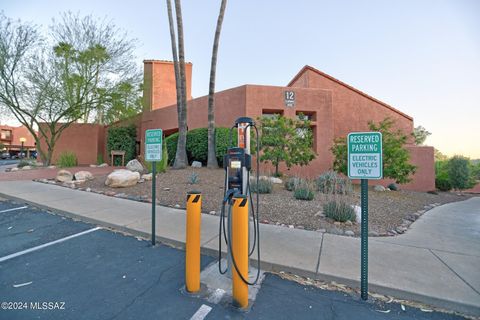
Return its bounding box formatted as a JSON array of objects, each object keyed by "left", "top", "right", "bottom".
[
  {"left": 207, "top": 0, "right": 227, "bottom": 169},
  {"left": 172, "top": 0, "right": 188, "bottom": 169},
  {"left": 166, "top": 0, "right": 182, "bottom": 129}
]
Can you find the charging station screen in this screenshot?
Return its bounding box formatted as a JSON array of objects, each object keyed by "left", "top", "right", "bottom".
[{"left": 230, "top": 160, "right": 241, "bottom": 169}]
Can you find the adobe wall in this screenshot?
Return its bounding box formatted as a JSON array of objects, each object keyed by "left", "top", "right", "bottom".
[
  {"left": 143, "top": 60, "right": 192, "bottom": 111},
  {"left": 289, "top": 69, "right": 414, "bottom": 140},
  {"left": 139, "top": 85, "right": 247, "bottom": 155},
  {"left": 38, "top": 123, "right": 105, "bottom": 165}
]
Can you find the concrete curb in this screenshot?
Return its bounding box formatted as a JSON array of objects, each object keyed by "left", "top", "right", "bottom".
[{"left": 1, "top": 191, "right": 479, "bottom": 317}]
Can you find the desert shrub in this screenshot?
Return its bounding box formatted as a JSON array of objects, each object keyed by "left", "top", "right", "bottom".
[
  {"left": 17, "top": 159, "right": 34, "bottom": 168},
  {"left": 323, "top": 200, "right": 356, "bottom": 222},
  {"left": 145, "top": 141, "right": 168, "bottom": 173},
  {"left": 250, "top": 178, "right": 273, "bottom": 194},
  {"left": 387, "top": 183, "right": 399, "bottom": 191},
  {"left": 294, "top": 184, "right": 315, "bottom": 201},
  {"left": 284, "top": 177, "right": 305, "bottom": 191},
  {"left": 58, "top": 151, "right": 77, "bottom": 167},
  {"left": 188, "top": 172, "right": 199, "bottom": 184},
  {"left": 107, "top": 125, "right": 137, "bottom": 166},
  {"left": 435, "top": 176, "right": 452, "bottom": 191},
  {"left": 165, "top": 128, "right": 237, "bottom": 166},
  {"left": 316, "top": 171, "right": 352, "bottom": 195}
]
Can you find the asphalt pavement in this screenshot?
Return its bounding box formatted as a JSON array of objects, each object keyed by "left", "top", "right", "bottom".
[{"left": 0, "top": 198, "right": 466, "bottom": 319}]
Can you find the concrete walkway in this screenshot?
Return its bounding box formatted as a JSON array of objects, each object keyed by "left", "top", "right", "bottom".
[{"left": 0, "top": 180, "right": 478, "bottom": 316}]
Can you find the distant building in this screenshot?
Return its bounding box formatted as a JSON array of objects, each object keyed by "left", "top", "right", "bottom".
[
  {"left": 0, "top": 124, "right": 36, "bottom": 156},
  {"left": 43, "top": 61, "right": 434, "bottom": 191}
]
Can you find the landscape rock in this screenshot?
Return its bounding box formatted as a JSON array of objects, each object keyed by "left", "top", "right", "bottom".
[
  {"left": 174, "top": 204, "right": 180, "bottom": 208},
  {"left": 21, "top": 166, "right": 32, "bottom": 170},
  {"left": 373, "top": 185, "right": 386, "bottom": 192},
  {"left": 98, "top": 163, "right": 108, "bottom": 167},
  {"left": 209, "top": 211, "right": 216, "bottom": 215},
  {"left": 74, "top": 171, "right": 93, "bottom": 181},
  {"left": 48, "top": 165, "right": 56, "bottom": 169},
  {"left": 344, "top": 230, "right": 355, "bottom": 236},
  {"left": 56, "top": 169, "right": 73, "bottom": 182},
  {"left": 352, "top": 205, "right": 361, "bottom": 223},
  {"left": 396, "top": 226, "right": 407, "bottom": 234},
  {"left": 10, "top": 167, "right": 19, "bottom": 172},
  {"left": 191, "top": 161, "right": 202, "bottom": 168},
  {"left": 368, "top": 231, "right": 379, "bottom": 237},
  {"left": 86, "top": 188, "right": 91, "bottom": 192},
  {"left": 345, "top": 220, "right": 353, "bottom": 226},
  {"left": 126, "top": 159, "right": 144, "bottom": 173},
  {"left": 269, "top": 177, "right": 283, "bottom": 184},
  {"left": 105, "top": 169, "right": 140, "bottom": 188},
  {"left": 314, "top": 210, "right": 324, "bottom": 217},
  {"left": 163, "top": 187, "right": 171, "bottom": 191},
  {"left": 329, "top": 227, "right": 343, "bottom": 235},
  {"left": 316, "top": 228, "right": 327, "bottom": 233},
  {"left": 89, "top": 164, "right": 97, "bottom": 168},
  {"left": 142, "top": 173, "right": 152, "bottom": 181},
  {"left": 288, "top": 225, "right": 294, "bottom": 229}
]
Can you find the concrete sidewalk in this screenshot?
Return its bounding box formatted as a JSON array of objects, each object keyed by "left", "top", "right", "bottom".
[{"left": 0, "top": 180, "right": 479, "bottom": 316}]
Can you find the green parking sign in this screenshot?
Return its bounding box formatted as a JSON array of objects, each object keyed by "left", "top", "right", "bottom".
[
  {"left": 347, "top": 132, "right": 383, "bottom": 180},
  {"left": 145, "top": 129, "right": 163, "bottom": 162}
]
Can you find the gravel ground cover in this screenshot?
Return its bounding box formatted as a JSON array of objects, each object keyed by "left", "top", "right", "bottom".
[{"left": 41, "top": 167, "right": 474, "bottom": 237}]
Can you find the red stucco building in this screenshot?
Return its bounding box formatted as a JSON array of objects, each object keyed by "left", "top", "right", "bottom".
[
  {"left": 0, "top": 124, "right": 36, "bottom": 156},
  {"left": 43, "top": 61, "right": 434, "bottom": 191}
]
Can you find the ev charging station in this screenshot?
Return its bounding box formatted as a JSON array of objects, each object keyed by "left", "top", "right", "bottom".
[
  {"left": 184, "top": 116, "right": 262, "bottom": 309},
  {"left": 218, "top": 117, "right": 262, "bottom": 308}
]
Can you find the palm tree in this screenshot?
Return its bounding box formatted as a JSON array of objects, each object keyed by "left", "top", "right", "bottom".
[
  {"left": 207, "top": 0, "right": 227, "bottom": 169},
  {"left": 167, "top": 0, "right": 188, "bottom": 168}
]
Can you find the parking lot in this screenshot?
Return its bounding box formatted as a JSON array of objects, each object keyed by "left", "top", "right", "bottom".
[{"left": 0, "top": 198, "right": 466, "bottom": 319}]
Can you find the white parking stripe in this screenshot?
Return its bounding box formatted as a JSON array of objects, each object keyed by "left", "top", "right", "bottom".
[
  {"left": 0, "top": 206, "right": 28, "bottom": 213},
  {"left": 190, "top": 304, "right": 212, "bottom": 320},
  {"left": 0, "top": 227, "right": 101, "bottom": 263}
]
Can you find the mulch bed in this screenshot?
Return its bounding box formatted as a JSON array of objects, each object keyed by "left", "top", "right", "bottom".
[{"left": 39, "top": 167, "right": 475, "bottom": 237}]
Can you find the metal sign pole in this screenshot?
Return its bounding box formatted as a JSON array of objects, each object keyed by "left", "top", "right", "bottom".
[
  {"left": 152, "top": 162, "right": 156, "bottom": 246},
  {"left": 360, "top": 178, "right": 368, "bottom": 300}
]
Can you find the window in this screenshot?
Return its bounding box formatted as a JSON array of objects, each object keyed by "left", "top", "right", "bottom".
[{"left": 1, "top": 130, "right": 12, "bottom": 140}]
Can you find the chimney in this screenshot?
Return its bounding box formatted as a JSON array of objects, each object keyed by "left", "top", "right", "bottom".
[{"left": 143, "top": 60, "right": 193, "bottom": 111}]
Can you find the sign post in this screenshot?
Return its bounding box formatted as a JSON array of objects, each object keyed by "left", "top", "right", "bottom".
[
  {"left": 145, "top": 129, "right": 163, "bottom": 246},
  {"left": 347, "top": 132, "right": 382, "bottom": 300}
]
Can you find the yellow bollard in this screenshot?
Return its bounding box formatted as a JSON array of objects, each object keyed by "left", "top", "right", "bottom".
[
  {"left": 186, "top": 191, "right": 202, "bottom": 293},
  {"left": 232, "top": 195, "right": 249, "bottom": 308}
]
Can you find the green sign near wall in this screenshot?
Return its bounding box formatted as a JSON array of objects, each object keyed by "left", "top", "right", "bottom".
[
  {"left": 347, "top": 132, "right": 383, "bottom": 180},
  {"left": 145, "top": 129, "right": 163, "bottom": 162}
]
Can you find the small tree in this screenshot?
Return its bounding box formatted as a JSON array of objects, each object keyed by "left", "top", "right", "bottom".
[
  {"left": 332, "top": 118, "right": 417, "bottom": 184},
  {"left": 447, "top": 156, "right": 475, "bottom": 190},
  {"left": 413, "top": 125, "right": 431, "bottom": 145},
  {"left": 258, "top": 114, "right": 315, "bottom": 176}
]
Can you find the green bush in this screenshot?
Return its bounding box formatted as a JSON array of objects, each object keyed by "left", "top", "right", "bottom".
[
  {"left": 284, "top": 177, "right": 304, "bottom": 191},
  {"left": 165, "top": 127, "right": 237, "bottom": 166},
  {"left": 387, "top": 183, "right": 399, "bottom": 191},
  {"left": 323, "top": 200, "right": 356, "bottom": 222},
  {"left": 316, "top": 171, "right": 352, "bottom": 195},
  {"left": 145, "top": 141, "right": 168, "bottom": 173},
  {"left": 435, "top": 175, "right": 452, "bottom": 191},
  {"left": 447, "top": 156, "right": 475, "bottom": 190},
  {"left": 250, "top": 178, "right": 273, "bottom": 194},
  {"left": 58, "top": 151, "right": 78, "bottom": 167},
  {"left": 107, "top": 125, "right": 137, "bottom": 166}
]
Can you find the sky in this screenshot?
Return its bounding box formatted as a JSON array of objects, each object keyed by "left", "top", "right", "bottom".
[{"left": 1, "top": 0, "right": 479, "bottom": 158}]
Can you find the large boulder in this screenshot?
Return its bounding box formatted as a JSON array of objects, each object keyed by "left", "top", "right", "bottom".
[
  {"left": 191, "top": 161, "right": 202, "bottom": 168},
  {"left": 105, "top": 169, "right": 140, "bottom": 188},
  {"left": 126, "top": 159, "right": 144, "bottom": 173},
  {"left": 142, "top": 173, "right": 152, "bottom": 181},
  {"left": 56, "top": 169, "right": 73, "bottom": 182},
  {"left": 75, "top": 171, "right": 94, "bottom": 181}
]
